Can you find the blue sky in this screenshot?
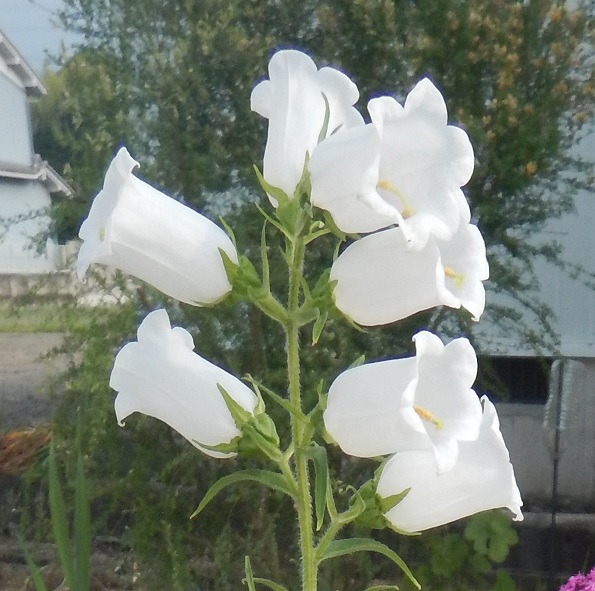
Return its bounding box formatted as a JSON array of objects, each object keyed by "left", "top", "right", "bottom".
[{"left": 0, "top": 0, "right": 76, "bottom": 75}]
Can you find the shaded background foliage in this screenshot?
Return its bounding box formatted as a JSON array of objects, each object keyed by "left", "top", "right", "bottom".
[{"left": 23, "top": 0, "right": 595, "bottom": 588}]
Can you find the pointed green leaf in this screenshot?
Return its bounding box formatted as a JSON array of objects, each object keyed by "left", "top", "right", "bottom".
[
  {"left": 253, "top": 165, "right": 289, "bottom": 206},
  {"left": 243, "top": 555, "right": 257, "bottom": 591},
  {"left": 191, "top": 470, "right": 293, "bottom": 519},
  {"left": 379, "top": 488, "right": 410, "bottom": 514},
  {"left": 218, "top": 384, "right": 253, "bottom": 426},
  {"left": 219, "top": 215, "right": 237, "bottom": 249},
  {"left": 219, "top": 247, "right": 239, "bottom": 285},
  {"left": 317, "top": 93, "right": 331, "bottom": 144},
  {"left": 252, "top": 578, "right": 291, "bottom": 591},
  {"left": 306, "top": 445, "right": 329, "bottom": 531},
  {"left": 312, "top": 311, "right": 328, "bottom": 346},
  {"left": 18, "top": 536, "right": 49, "bottom": 591},
  {"left": 260, "top": 222, "right": 270, "bottom": 292},
  {"left": 243, "top": 375, "right": 308, "bottom": 424},
  {"left": 318, "top": 538, "right": 420, "bottom": 589},
  {"left": 48, "top": 443, "right": 75, "bottom": 591},
  {"left": 74, "top": 453, "right": 91, "bottom": 591}
]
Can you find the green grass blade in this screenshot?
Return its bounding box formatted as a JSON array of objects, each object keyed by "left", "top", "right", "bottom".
[
  {"left": 48, "top": 442, "right": 75, "bottom": 590},
  {"left": 74, "top": 453, "right": 91, "bottom": 591}
]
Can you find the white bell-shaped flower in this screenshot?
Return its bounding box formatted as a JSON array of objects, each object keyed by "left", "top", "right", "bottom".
[
  {"left": 330, "top": 222, "right": 488, "bottom": 326},
  {"left": 309, "top": 124, "right": 398, "bottom": 233},
  {"left": 364, "top": 78, "right": 474, "bottom": 250},
  {"left": 251, "top": 49, "right": 363, "bottom": 201},
  {"left": 77, "top": 147, "right": 238, "bottom": 306},
  {"left": 377, "top": 397, "right": 523, "bottom": 532},
  {"left": 111, "top": 309, "right": 258, "bottom": 458},
  {"left": 323, "top": 331, "right": 482, "bottom": 473}
]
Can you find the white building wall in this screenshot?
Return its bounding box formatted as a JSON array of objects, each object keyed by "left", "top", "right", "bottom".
[
  {"left": 0, "top": 71, "right": 34, "bottom": 165},
  {"left": 0, "top": 179, "right": 57, "bottom": 273}
]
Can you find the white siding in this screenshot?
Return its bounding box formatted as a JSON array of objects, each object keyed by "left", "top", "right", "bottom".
[{"left": 0, "top": 72, "right": 33, "bottom": 165}]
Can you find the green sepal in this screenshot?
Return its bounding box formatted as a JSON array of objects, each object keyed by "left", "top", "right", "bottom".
[
  {"left": 194, "top": 436, "right": 241, "bottom": 456},
  {"left": 317, "top": 538, "right": 420, "bottom": 590},
  {"left": 305, "top": 444, "right": 329, "bottom": 531},
  {"left": 239, "top": 413, "right": 282, "bottom": 462},
  {"left": 334, "top": 485, "right": 366, "bottom": 526},
  {"left": 311, "top": 310, "right": 328, "bottom": 345},
  {"left": 218, "top": 215, "right": 238, "bottom": 249},
  {"left": 191, "top": 469, "right": 293, "bottom": 519},
  {"left": 244, "top": 375, "right": 308, "bottom": 424},
  {"left": 253, "top": 165, "right": 289, "bottom": 206},
  {"left": 218, "top": 384, "right": 253, "bottom": 427},
  {"left": 379, "top": 488, "right": 411, "bottom": 514},
  {"left": 219, "top": 247, "right": 240, "bottom": 286}
]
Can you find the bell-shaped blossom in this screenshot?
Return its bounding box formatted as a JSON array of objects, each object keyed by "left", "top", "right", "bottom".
[
  {"left": 309, "top": 124, "right": 399, "bottom": 233},
  {"left": 111, "top": 309, "right": 258, "bottom": 458},
  {"left": 363, "top": 78, "right": 474, "bottom": 249},
  {"left": 251, "top": 49, "right": 363, "bottom": 201},
  {"left": 77, "top": 147, "right": 238, "bottom": 306},
  {"left": 377, "top": 397, "right": 523, "bottom": 533},
  {"left": 324, "top": 331, "right": 482, "bottom": 473},
  {"left": 330, "top": 222, "right": 488, "bottom": 327}
]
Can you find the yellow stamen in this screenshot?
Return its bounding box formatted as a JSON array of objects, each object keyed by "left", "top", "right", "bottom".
[
  {"left": 414, "top": 405, "right": 444, "bottom": 430},
  {"left": 444, "top": 266, "right": 465, "bottom": 288},
  {"left": 377, "top": 179, "right": 415, "bottom": 219},
  {"left": 98, "top": 227, "right": 105, "bottom": 241}
]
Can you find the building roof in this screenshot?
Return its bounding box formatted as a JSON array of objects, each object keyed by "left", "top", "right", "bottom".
[
  {"left": 0, "top": 29, "right": 46, "bottom": 97},
  {"left": 0, "top": 156, "right": 72, "bottom": 195}
]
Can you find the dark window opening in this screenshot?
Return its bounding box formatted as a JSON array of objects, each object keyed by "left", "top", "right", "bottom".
[{"left": 477, "top": 357, "right": 552, "bottom": 404}]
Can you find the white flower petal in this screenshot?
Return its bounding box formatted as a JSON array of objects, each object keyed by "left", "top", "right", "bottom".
[
  {"left": 368, "top": 78, "right": 474, "bottom": 250},
  {"left": 309, "top": 125, "right": 397, "bottom": 233},
  {"left": 439, "top": 223, "right": 489, "bottom": 321},
  {"left": 377, "top": 398, "right": 523, "bottom": 532},
  {"left": 77, "top": 148, "right": 238, "bottom": 306},
  {"left": 251, "top": 49, "right": 362, "bottom": 200},
  {"left": 330, "top": 228, "right": 459, "bottom": 326},
  {"left": 111, "top": 310, "right": 258, "bottom": 458},
  {"left": 323, "top": 357, "right": 429, "bottom": 457}
]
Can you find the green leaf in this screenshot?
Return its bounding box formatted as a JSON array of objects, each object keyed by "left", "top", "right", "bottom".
[
  {"left": 379, "top": 488, "right": 410, "bottom": 514},
  {"left": 306, "top": 444, "right": 329, "bottom": 531},
  {"left": 218, "top": 215, "right": 237, "bottom": 249},
  {"left": 18, "top": 536, "right": 49, "bottom": 591},
  {"left": 243, "top": 375, "right": 308, "bottom": 423},
  {"left": 252, "top": 578, "right": 291, "bottom": 591},
  {"left": 191, "top": 469, "right": 293, "bottom": 519},
  {"left": 218, "top": 384, "right": 253, "bottom": 426},
  {"left": 260, "top": 222, "right": 270, "bottom": 292},
  {"left": 48, "top": 442, "right": 75, "bottom": 591},
  {"left": 253, "top": 165, "right": 289, "bottom": 206},
  {"left": 311, "top": 310, "right": 327, "bottom": 345},
  {"left": 74, "top": 453, "right": 91, "bottom": 591},
  {"left": 243, "top": 555, "right": 257, "bottom": 591},
  {"left": 365, "top": 586, "right": 400, "bottom": 591},
  {"left": 318, "top": 538, "right": 420, "bottom": 590}
]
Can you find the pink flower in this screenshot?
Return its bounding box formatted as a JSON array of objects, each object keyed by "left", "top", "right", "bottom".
[{"left": 560, "top": 568, "right": 595, "bottom": 591}]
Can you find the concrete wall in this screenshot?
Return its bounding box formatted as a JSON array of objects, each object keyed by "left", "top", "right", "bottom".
[{"left": 0, "top": 69, "right": 33, "bottom": 165}]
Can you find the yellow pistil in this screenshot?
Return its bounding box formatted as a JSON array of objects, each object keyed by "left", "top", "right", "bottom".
[
  {"left": 414, "top": 405, "right": 444, "bottom": 430},
  {"left": 98, "top": 227, "right": 105, "bottom": 241},
  {"left": 377, "top": 179, "right": 415, "bottom": 219},
  {"left": 444, "top": 266, "right": 465, "bottom": 287}
]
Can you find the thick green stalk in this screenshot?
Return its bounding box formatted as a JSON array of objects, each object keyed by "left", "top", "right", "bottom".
[{"left": 285, "top": 234, "right": 317, "bottom": 591}]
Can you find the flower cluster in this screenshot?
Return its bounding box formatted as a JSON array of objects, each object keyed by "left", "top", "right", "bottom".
[
  {"left": 560, "top": 568, "right": 595, "bottom": 591},
  {"left": 76, "top": 48, "right": 522, "bottom": 589}
]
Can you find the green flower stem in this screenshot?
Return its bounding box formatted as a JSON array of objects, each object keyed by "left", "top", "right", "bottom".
[{"left": 285, "top": 232, "right": 317, "bottom": 591}]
